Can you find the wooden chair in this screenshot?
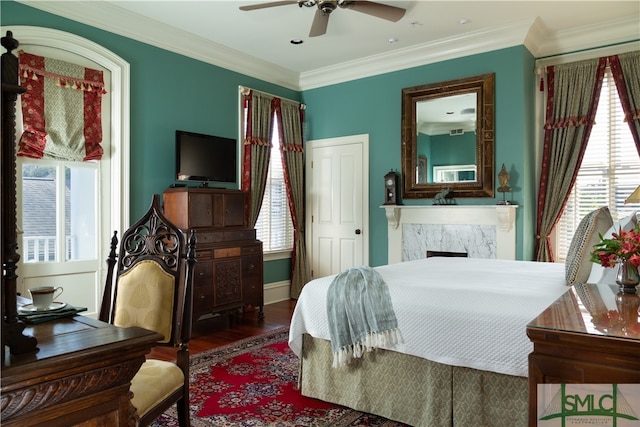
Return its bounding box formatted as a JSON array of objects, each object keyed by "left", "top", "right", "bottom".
[{"left": 100, "top": 194, "right": 196, "bottom": 427}]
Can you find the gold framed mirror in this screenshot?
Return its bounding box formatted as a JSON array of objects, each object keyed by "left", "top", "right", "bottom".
[{"left": 401, "top": 73, "right": 495, "bottom": 199}]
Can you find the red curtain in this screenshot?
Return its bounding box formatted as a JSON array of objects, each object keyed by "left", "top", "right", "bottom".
[{"left": 18, "top": 51, "right": 107, "bottom": 161}]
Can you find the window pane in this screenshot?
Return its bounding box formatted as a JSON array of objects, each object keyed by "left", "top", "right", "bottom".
[
  {"left": 66, "top": 166, "right": 97, "bottom": 260},
  {"left": 22, "top": 164, "right": 57, "bottom": 262},
  {"left": 556, "top": 70, "right": 640, "bottom": 261},
  {"left": 248, "top": 110, "right": 294, "bottom": 253}
]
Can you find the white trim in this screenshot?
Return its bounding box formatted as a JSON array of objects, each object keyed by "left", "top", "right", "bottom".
[
  {"left": 535, "top": 40, "right": 640, "bottom": 69},
  {"left": 264, "top": 280, "right": 291, "bottom": 305},
  {"left": 263, "top": 250, "right": 292, "bottom": 262}
]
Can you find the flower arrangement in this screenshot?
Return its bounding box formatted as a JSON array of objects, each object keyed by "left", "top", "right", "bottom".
[{"left": 590, "top": 224, "right": 640, "bottom": 268}]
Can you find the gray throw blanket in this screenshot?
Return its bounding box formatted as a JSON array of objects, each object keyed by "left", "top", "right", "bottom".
[{"left": 326, "top": 265, "right": 403, "bottom": 368}]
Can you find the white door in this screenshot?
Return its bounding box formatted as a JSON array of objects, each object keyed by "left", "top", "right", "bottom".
[
  {"left": 7, "top": 26, "right": 130, "bottom": 319},
  {"left": 306, "top": 134, "right": 369, "bottom": 279}
]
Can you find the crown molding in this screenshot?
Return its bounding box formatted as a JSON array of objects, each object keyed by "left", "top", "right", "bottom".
[
  {"left": 16, "top": 1, "right": 301, "bottom": 90},
  {"left": 299, "top": 19, "right": 534, "bottom": 89},
  {"left": 527, "top": 15, "right": 640, "bottom": 59},
  {"left": 16, "top": 1, "right": 640, "bottom": 92}
]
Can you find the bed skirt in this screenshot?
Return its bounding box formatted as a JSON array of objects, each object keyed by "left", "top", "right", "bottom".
[{"left": 299, "top": 334, "right": 527, "bottom": 427}]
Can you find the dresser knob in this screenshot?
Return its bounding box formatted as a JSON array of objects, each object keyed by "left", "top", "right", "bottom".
[{"left": 198, "top": 294, "right": 205, "bottom": 300}]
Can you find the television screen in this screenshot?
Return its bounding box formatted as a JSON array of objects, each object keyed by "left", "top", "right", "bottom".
[{"left": 175, "top": 130, "right": 237, "bottom": 184}]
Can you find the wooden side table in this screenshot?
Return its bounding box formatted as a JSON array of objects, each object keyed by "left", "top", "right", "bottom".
[
  {"left": 1, "top": 315, "right": 162, "bottom": 426},
  {"left": 526, "top": 283, "right": 640, "bottom": 427}
]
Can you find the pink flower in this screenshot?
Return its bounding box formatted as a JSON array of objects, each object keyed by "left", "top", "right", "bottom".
[{"left": 590, "top": 223, "right": 640, "bottom": 268}]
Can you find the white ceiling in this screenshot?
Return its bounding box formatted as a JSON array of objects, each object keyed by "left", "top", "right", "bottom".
[{"left": 17, "top": 1, "right": 640, "bottom": 90}]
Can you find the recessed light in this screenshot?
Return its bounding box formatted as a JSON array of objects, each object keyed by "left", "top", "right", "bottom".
[
  {"left": 458, "top": 19, "right": 470, "bottom": 25},
  {"left": 290, "top": 39, "right": 303, "bottom": 45},
  {"left": 388, "top": 37, "right": 398, "bottom": 44}
]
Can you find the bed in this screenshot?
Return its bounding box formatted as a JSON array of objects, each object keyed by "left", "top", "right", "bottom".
[{"left": 288, "top": 257, "right": 568, "bottom": 427}]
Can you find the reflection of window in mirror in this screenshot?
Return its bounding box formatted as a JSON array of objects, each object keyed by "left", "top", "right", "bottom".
[{"left": 433, "top": 164, "right": 476, "bottom": 183}]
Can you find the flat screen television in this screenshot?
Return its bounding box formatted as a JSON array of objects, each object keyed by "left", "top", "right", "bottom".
[{"left": 175, "top": 130, "right": 237, "bottom": 184}]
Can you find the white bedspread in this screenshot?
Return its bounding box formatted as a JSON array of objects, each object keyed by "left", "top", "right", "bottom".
[{"left": 289, "top": 257, "right": 568, "bottom": 377}]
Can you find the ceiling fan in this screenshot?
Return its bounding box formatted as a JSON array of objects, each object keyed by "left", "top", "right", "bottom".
[{"left": 239, "top": 1, "right": 406, "bottom": 37}]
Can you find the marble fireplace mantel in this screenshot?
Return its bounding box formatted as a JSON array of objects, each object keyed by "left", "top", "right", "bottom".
[{"left": 382, "top": 204, "right": 518, "bottom": 264}]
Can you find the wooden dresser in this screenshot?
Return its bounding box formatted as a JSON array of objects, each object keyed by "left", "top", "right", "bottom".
[
  {"left": 526, "top": 283, "right": 640, "bottom": 426},
  {"left": 162, "top": 187, "right": 264, "bottom": 321}
]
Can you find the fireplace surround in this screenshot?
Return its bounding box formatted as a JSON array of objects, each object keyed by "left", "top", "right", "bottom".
[{"left": 382, "top": 205, "right": 518, "bottom": 264}]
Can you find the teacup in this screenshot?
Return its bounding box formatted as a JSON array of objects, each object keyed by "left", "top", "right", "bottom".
[{"left": 29, "top": 286, "right": 64, "bottom": 310}]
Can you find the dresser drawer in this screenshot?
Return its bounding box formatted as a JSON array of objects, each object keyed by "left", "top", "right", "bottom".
[
  {"left": 214, "top": 247, "right": 241, "bottom": 258},
  {"left": 193, "top": 260, "right": 212, "bottom": 286},
  {"left": 242, "top": 244, "right": 262, "bottom": 256}
]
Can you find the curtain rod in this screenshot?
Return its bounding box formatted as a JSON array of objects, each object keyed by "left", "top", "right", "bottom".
[{"left": 239, "top": 85, "right": 306, "bottom": 110}]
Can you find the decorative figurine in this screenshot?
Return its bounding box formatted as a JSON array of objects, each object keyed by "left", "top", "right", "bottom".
[
  {"left": 497, "top": 164, "right": 512, "bottom": 205},
  {"left": 433, "top": 187, "right": 455, "bottom": 205}
]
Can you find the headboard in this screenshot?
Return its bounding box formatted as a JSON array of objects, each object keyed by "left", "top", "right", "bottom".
[{"left": 1, "top": 31, "right": 38, "bottom": 363}]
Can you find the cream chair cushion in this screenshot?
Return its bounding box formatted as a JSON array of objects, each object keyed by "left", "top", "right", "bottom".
[
  {"left": 114, "top": 260, "right": 175, "bottom": 343},
  {"left": 130, "top": 359, "right": 185, "bottom": 417}
]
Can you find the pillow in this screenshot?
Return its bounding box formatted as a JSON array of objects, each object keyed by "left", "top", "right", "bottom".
[
  {"left": 586, "top": 211, "right": 638, "bottom": 284},
  {"left": 565, "top": 206, "right": 613, "bottom": 285}
]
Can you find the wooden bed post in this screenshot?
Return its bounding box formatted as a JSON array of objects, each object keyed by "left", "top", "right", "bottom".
[{"left": 1, "top": 30, "right": 38, "bottom": 362}]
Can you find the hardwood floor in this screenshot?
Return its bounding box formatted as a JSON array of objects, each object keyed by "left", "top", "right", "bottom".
[{"left": 149, "top": 299, "right": 297, "bottom": 361}]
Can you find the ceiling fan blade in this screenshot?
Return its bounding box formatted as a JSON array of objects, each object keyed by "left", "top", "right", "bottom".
[
  {"left": 340, "top": 1, "right": 406, "bottom": 22},
  {"left": 309, "top": 8, "right": 330, "bottom": 37},
  {"left": 239, "top": 1, "right": 298, "bottom": 11}
]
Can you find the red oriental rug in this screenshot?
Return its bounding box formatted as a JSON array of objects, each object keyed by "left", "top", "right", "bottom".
[{"left": 149, "top": 327, "right": 407, "bottom": 426}]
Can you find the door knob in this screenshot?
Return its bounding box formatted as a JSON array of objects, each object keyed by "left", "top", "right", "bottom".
[{"left": 355, "top": 229, "right": 361, "bottom": 235}]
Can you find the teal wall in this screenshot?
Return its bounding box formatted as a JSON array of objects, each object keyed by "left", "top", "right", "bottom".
[
  {"left": 302, "top": 46, "right": 535, "bottom": 265},
  {"left": 2, "top": 1, "right": 537, "bottom": 280},
  {"left": 1, "top": 0, "right": 299, "bottom": 283}
]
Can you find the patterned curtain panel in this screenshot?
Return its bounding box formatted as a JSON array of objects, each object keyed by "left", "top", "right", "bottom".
[
  {"left": 276, "top": 98, "right": 310, "bottom": 299},
  {"left": 609, "top": 51, "right": 640, "bottom": 156},
  {"left": 534, "top": 57, "right": 607, "bottom": 262},
  {"left": 18, "top": 51, "right": 107, "bottom": 161},
  {"left": 241, "top": 90, "right": 274, "bottom": 227}
]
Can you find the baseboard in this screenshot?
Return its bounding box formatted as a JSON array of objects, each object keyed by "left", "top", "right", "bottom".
[{"left": 264, "top": 280, "right": 290, "bottom": 305}]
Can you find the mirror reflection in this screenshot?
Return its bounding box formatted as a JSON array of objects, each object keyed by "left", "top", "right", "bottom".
[
  {"left": 415, "top": 93, "right": 477, "bottom": 184},
  {"left": 402, "top": 73, "right": 495, "bottom": 199}
]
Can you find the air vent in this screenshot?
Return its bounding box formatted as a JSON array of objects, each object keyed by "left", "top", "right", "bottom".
[{"left": 449, "top": 129, "right": 464, "bottom": 136}]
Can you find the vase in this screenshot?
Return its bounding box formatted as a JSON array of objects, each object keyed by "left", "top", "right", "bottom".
[{"left": 616, "top": 260, "right": 640, "bottom": 293}]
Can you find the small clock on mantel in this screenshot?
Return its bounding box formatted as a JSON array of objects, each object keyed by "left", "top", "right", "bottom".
[{"left": 384, "top": 170, "right": 400, "bottom": 205}]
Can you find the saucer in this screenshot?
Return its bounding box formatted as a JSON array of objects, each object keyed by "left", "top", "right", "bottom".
[{"left": 19, "top": 301, "right": 67, "bottom": 313}]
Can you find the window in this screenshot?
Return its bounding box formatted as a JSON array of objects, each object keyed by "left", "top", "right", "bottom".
[
  {"left": 554, "top": 68, "right": 640, "bottom": 262},
  {"left": 20, "top": 160, "right": 98, "bottom": 263},
  {"left": 241, "top": 106, "right": 294, "bottom": 254}
]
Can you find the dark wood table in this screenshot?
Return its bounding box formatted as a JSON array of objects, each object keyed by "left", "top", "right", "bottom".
[
  {"left": 1, "top": 312, "right": 162, "bottom": 426},
  {"left": 526, "top": 283, "right": 640, "bottom": 427}
]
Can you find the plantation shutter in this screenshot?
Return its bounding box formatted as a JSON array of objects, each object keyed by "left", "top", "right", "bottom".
[
  {"left": 556, "top": 68, "right": 640, "bottom": 261},
  {"left": 254, "top": 114, "right": 294, "bottom": 252}
]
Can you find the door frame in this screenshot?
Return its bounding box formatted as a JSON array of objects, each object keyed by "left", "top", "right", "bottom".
[{"left": 305, "top": 134, "right": 369, "bottom": 278}]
